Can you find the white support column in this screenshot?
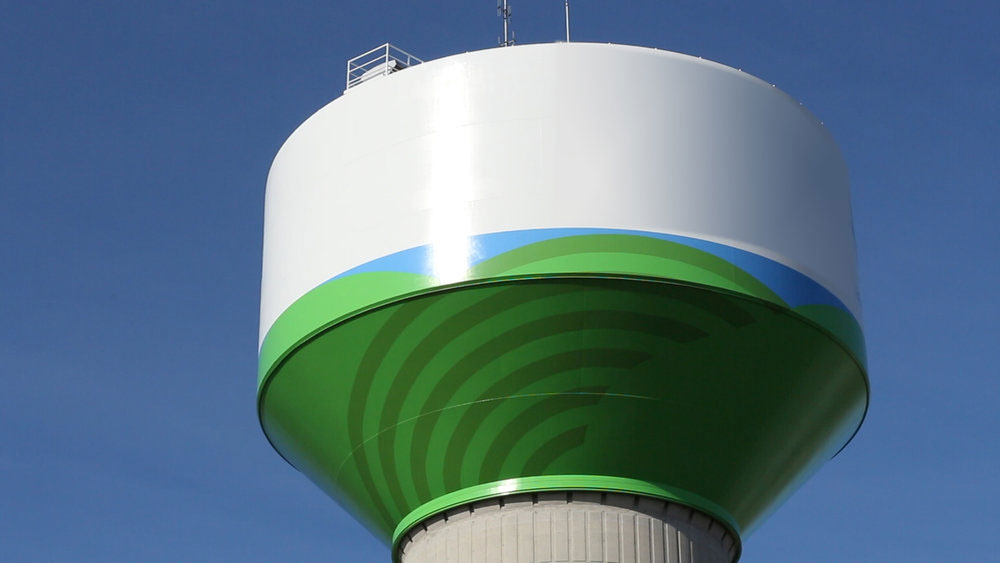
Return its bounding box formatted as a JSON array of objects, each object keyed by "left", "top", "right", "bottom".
[{"left": 397, "top": 492, "right": 739, "bottom": 563}]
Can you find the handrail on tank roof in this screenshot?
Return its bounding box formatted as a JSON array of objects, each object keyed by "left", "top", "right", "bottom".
[{"left": 345, "top": 43, "right": 424, "bottom": 91}]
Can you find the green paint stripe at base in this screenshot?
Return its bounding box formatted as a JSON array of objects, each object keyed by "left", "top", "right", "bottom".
[
  {"left": 259, "top": 234, "right": 866, "bottom": 389},
  {"left": 257, "top": 271, "right": 434, "bottom": 384},
  {"left": 259, "top": 272, "right": 867, "bottom": 395},
  {"left": 793, "top": 304, "right": 867, "bottom": 367},
  {"left": 389, "top": 475, "right": 742, "bottom": 563}
]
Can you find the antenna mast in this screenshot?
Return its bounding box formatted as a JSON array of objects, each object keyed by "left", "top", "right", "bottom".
[
  {"left": 498, "top": 0, "right": 514, "bottom": 46},
  {"left": 565, "top": 1, "right": 571, "bottom": 42}
]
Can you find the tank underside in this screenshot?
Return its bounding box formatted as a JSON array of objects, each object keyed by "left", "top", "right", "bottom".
[{"left": 258, "top": 233, "right": 866, "bottom": 553}]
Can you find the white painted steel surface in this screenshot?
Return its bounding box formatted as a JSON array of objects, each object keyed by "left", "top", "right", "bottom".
[
  {"left": 261, "top": 43, "right": 860, "bottom": 345},
  {"left": 397, "top": 492, "right": 736, "bottom": 563}
]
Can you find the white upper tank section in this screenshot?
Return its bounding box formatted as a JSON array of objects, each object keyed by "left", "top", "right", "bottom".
[{"left": 261, "top": 43, "right": 860, "bottom": 344}]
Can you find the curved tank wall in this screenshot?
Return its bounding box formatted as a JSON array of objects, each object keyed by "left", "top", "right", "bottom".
[{"left": 258, "top": 42, "right": 868, "bottom": 557}]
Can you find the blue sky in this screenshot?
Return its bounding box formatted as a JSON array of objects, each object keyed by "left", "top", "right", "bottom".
[{"left": 1, "top": 1, "right": 997, "bottom": 561}]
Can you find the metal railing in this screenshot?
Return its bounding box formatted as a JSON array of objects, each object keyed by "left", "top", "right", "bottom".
[{"left": 345, "top": 43, "right": 424, "bottom": 91}]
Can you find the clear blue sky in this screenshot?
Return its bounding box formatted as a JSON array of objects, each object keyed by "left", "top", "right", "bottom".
[{"left": 2, "top": 1, "right": 997, "bottom": 561}]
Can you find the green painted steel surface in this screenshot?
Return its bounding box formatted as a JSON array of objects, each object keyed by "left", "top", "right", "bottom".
[
  {"left": 257, "top": 233, "right": 868, "bottom": 549},
  {"left": 258, "top": 234, "right": 865, "bottom": 385}
]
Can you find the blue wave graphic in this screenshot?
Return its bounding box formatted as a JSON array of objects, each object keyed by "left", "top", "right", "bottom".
[{"left": 330, "top": 228, "right": 850, "bottom": 315}]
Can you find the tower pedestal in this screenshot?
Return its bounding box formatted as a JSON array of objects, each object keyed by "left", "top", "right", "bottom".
[{"left": 397, "top": 492, "right": 739, "bottom": 563}]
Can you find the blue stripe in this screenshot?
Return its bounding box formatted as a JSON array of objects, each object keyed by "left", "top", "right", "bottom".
[{"left": 329, "top": 228, "right": 851, "bottom": 316}]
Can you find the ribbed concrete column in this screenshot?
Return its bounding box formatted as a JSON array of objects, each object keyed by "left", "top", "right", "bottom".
[{"left": 396, "top": 492, "right": 739, "bottom": 563}]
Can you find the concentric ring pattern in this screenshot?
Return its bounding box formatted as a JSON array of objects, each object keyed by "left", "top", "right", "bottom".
[{"left": 257, "top": 230, "right": 867, "bottom": 546}]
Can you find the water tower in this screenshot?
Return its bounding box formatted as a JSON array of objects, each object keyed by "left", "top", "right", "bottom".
[{"left": 258, "top": 39, "right": 867, "bottom": 562}]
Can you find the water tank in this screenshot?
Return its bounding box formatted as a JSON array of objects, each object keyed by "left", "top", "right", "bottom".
[{"left": 258, "top": 43, "right": 867, "bottom": 562}]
